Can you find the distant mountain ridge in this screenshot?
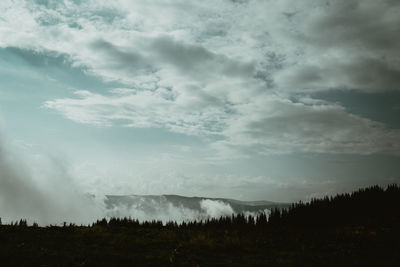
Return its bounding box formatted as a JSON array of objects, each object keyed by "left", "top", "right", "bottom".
[{"left": 104, "top": 194, "right": 290, "bottom": 215}]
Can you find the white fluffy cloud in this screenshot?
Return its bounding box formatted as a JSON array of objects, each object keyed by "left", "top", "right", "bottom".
[{"left": 1, "top": 0, "right": 399, "bottom": 156}]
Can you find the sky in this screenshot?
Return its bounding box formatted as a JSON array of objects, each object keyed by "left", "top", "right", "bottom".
[{"left": 0, "top": 0, "right": 400, "bottom": 210}]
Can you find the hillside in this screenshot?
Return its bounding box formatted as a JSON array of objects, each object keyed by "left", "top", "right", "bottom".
[{"left": 0, "top": 184, "right": 399, "bottom": 266}]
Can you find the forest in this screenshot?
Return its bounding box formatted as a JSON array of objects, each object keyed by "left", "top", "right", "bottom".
[{"left": 0, "top": 184, "right": 399, "bottom": 266}]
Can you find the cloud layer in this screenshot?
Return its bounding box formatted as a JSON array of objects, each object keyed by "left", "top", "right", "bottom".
[
  {"left": 1, "top": 0, "right": 399, "bottom": 157},
  {"left": 106, "top": 197, "right": 237, "bottom": 224},
  {"left": 276, "top": 0, "right": 400, "bottom": 93}
]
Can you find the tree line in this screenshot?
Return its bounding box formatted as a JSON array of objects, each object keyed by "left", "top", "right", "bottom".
[{"left": 2, "top": 184, "right": 399, "bottom": 229}]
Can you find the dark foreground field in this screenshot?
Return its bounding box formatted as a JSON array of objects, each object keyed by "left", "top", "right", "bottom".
[{"left": 1, "top": 185, "right": 399, "bottom": 266}]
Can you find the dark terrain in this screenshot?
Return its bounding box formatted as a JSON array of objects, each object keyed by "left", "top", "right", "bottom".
[{"left": 0, "top": 184, "right": 399, "bottom": 266}]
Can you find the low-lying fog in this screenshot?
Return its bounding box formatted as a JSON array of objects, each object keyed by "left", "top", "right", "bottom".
[{"left": 0, "top": 137, "right": 271, "bottom": 225}]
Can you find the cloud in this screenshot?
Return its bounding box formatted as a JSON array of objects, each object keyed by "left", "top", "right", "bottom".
[
  {"left": 277, "top": 57, "right": 400, "bottom": 92},
  {"left": 2, "top": 0, "right": 400, "bottom": 157},
  {"left": 200, "top": 199, "right": 234, "bottom": 218},
  {"left": 150, "top": 36, "right": 255, "bottom": 80},
  {"left": 106, "top": 196, "right": 201, "bottom": 224},
  {"left": 4, "top": 0, "right": 398, "bottom": 93},
  {"left": 105, "top": 197, "right": 236, "bottom": 224},
  {"left": 215, "top": 95, "right": 400, "bottom": 155},
  {"left": 276, "top": 0, "right": 400, "bottom": 92},
  {"left": 89, "top": 39, "right": 149, "bottom": 73},
  {"left": 0, "top": 129, "right": 275, "bottom": 223},
  {"left": 44, "top": 90, "right": 400, "bottom": 156},
  {"left": 0, "top": 133, "right": 102, "bottom": 225},
  {"left": 44, "top": 89, "right": 229, "bottom": 135}
]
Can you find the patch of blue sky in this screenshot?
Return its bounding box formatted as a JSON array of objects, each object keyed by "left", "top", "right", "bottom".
[{"left": 312, "top": 90, "right": 400, "bottom": 129}]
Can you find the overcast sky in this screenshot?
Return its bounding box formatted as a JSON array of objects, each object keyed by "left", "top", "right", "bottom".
[{"left": 0, "top": 0, "right": 399, "bottom": 202}]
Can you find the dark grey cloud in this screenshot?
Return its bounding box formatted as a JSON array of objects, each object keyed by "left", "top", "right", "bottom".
[
  {"left": 151, "top": 36, "right": 214, "bottom": 69},
  {"left": 90, "top": 36, "right": 254, "bottom": 83},
  {"left": 287, "top": 57, "right": 400, "bottom": 92},
  {"left": 90, "top": 39, "right": 150, "bottom": 72},
  {"left": 281, "top": 0, "right": 400, "bottom": 92},
  {"left": 151, "top": 36, "right": 255, "bottom": 78},
  {"left": 219, "top": 98, "right": 400, "bottom": 155},
  {"left": 303, "top": 1, "right": 400, "bottom": 52}
]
